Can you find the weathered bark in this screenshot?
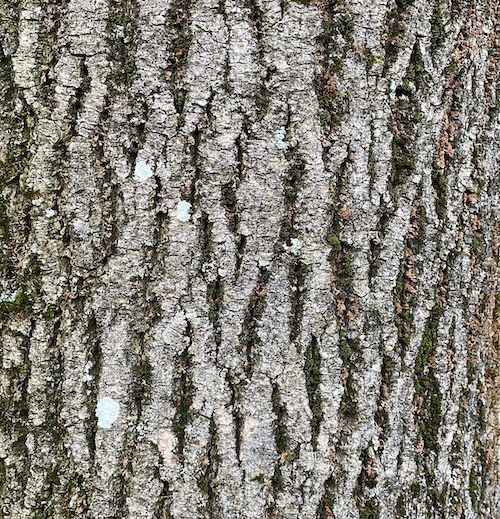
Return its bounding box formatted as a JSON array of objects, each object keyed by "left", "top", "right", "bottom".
[{"left": 0, "top": 0, "right": 499, "bottom": 517}]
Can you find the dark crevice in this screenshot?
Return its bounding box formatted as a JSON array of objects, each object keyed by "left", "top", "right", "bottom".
[
  {"left": 235, "top": 235, "right": 247, "bottom": 276},
  {"left": 151, "top": 178, "right": 170, "bottom": 267},
  {"left": 267, "top": 463, "right": 284, "bottom": 518},
  {"left": 389, "top": 42, "right": 427, "bottom": 190},
  {"left": 207, "top": 274, "right": 224, "bottom": 357},
  {"left": 172, "top": 322, "right": 194, "bottom": 461},
  {"left": 368, "top": 199, "right": 397, "bottom": 288},
  {"left": 131, "top": 333, "right": 153, "bottom": 420},
  {"left": 235, "top": 132, "right": 244, "bottom": 181},
  {"left": 239, "top": 267, "right": 269, "bottom": 376},
  {"left": 221, "top": 181, "right": 238, "bottom": 234},
  {"left": 228, "top": 132, "right": 247, "bottom": 277},
  {"left": 51, "top": 58, "right": 91, "bottom": 213},
  {"left": 278, "top": 154, "right": 305, "bottom": 249},
  {"left": 279, "top": 152, "right": 308, "bottom": 344},
  {"left": 338, "top": 336, "right": 359, "bottom": 419},
  {"left": 304, "top": 336, "right": 323, "bottom": 449},
  {"left": 100, "top": 176, "right": 122, "bottom": 264},
  {"left": 199, "top": 211, "right": 213, "bottom": 273},
  {"left": 414, "top": 304, "right": 443, "bottom": 454},
  {"left": 467, "top": 399, "right": 490, "bottom": 514},
  {"left": 368, "top": 236, "right": 382, "bottom": 283},
  {"left": 430, "top": 1, "right": 445, "bottom": 55},
  {"left": 31, "top": 306, "right": 73, "bottom": 518},
  {"left": 199, "top": 210, "right": 223, "bottom": 361},
  {"left": 244, "top": 0, "right": 270, "bottom": 121},
  {"left": 367, "top": 121, "right": 377, "bottom": 193},
  {"left": 110, "top": 467, "right": 129, "bottom": 518},
  {"left": 198, "top": 415, "right": 219, "bottom": 518},
  {"left": 413, "top": 251, "right": 455, "bottom": 472},
  {"left": 0, "top": 49, "right": 36, "bottom": 284},
  {"left": 128, "top": 99, "right": 149, "bottom": 170},
  {"left": 354, "top": 447, "right": 379, "bottom": 519},
  {"left": 106, "top": 0, "right": 140, "bottom": 93},
  {"left": 394, "top": 192, "right": 426, "bottom": 357},
  {"left": 226, "top": 373, "right": 243, "bottom": 465},
  {"left": 93, "top": 100, "right": 120, "bottom": 265},
  {"left": 433, "top": 43, "right": 469, "bottom": 224},
  {"left": 125, "top": 176, "right": 164, "bottom": 491},
  {"left": 271, "top": 384, "right": 287, "bottom": 454},
  {"left": 185, "top": 123, "right": 204, "bottom": 207},
  {"left": 327, "top": 150, "right": 360, "bottom": 421},
  {"left": 317, "top": 475, "right": 335, "bottom": 519},
  {"left": 84, "top": 313, "right": 101, "bottom": 462},
  {"left": 218, "top": 0, "right": 232, "bottom": 92},
  {"left": 166, "top": 0, "right": 193, "bottom": 126},
  {"left": 374, "top": 353, "right": 396, "bottom": 439},
  {"left": 255, "top": 65, "right": 275, "bottom": 122},
  {"left": 118, "top": 156, "right": 161, "bottom": 518},
  {"left": 66, "top": 59, "right": 90, "bottom": 140},
  {"left": 411, "top": 253, "right": 460, "bottom": 512},
  {"left": 315, "top": 0, "right": 353, "bottom": 133},
  {"left": 327, "top": 147, "right": 350, "bottom": 277},
  {"left": 382, "top": 0, "right": 415, "bottom": 73},
  {"left": 0, "top": 0, "right": 20, "bottom": 55},
  {"left": 154, "top": 480, "right": 172, "bottom": 519}
]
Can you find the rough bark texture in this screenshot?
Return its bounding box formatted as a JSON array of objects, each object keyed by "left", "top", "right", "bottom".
[{"left": 0, "top": 0, "right": 499, "bottom": 517}]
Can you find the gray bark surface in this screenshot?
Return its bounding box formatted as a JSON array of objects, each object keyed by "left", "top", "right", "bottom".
[{"left": 0, "top": 0, "right": 499, "bottom": 517}]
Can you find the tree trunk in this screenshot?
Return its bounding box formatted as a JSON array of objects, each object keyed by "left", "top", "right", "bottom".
[{"left": 0, "top": 0, "right": 499, "bottom": 517}]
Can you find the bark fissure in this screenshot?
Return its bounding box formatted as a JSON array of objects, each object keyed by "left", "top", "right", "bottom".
[{"left": 172, "top": 323, "right": 194, "bottom": 461}]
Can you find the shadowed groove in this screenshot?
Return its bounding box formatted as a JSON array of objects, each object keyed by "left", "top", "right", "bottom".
[
  {"left": 304, "top": 335, "right": 322, "bottom": 449},
  {"left": 239, "top": 267, "right": 270, "bottom": 377},
  {"left": 172, "top": 323, "right": 194, "bottom": 461}
]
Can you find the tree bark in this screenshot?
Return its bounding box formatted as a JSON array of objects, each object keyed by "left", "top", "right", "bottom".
[{"left": 0, "top": 0, "right": 499, "bottom": 517}]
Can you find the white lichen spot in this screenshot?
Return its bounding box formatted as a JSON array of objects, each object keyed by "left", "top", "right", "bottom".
[
  {"left": 30, "top": 242, "right": 41, "bottom": 255},
  {"left": 45, "top": 209, "right": 56, "bottom": 218},
  {"left": 96, "top": 397, "right": 120, "bottom": 429},
  {"left": 275, "top": 127, "right": 289, "bottom": 151},
  {"left": 176, "top": 200, "right": 191, "bottom": 222},
  {"left": 72, "top": 218, "right": 86, "bottom": 233},
  {"left": 134, "top": 159, "right": 153, "bottom": 181},
  {"left": 289, "top": 238, "right": 302, "bottom": 254}
]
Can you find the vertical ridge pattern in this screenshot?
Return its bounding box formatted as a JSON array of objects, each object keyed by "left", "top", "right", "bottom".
[{"left": 0, "top": 0, "right": 498, "bottom": 517}]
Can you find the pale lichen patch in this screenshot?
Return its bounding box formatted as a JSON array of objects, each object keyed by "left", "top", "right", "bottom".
[
  {"left": 134, "top": 159, "right": 153, "bottom": 181},
  {"left": 176, "top": 200, "right": 191, "bottom": 222},
  {"left": 289, "top": 238, "right": 302, "bottom": 254},
  {"left": 96, "top": 397, "right": 120, "bottom": 429},
  {"left": 275, "top": 127, "right": 289, "bottom": 151},
  {"left": 30, "top": 242, "right": 41, "bottom": 254},
  {"left": 72, "top": 218, "right": 86, "bottom": 233}
]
